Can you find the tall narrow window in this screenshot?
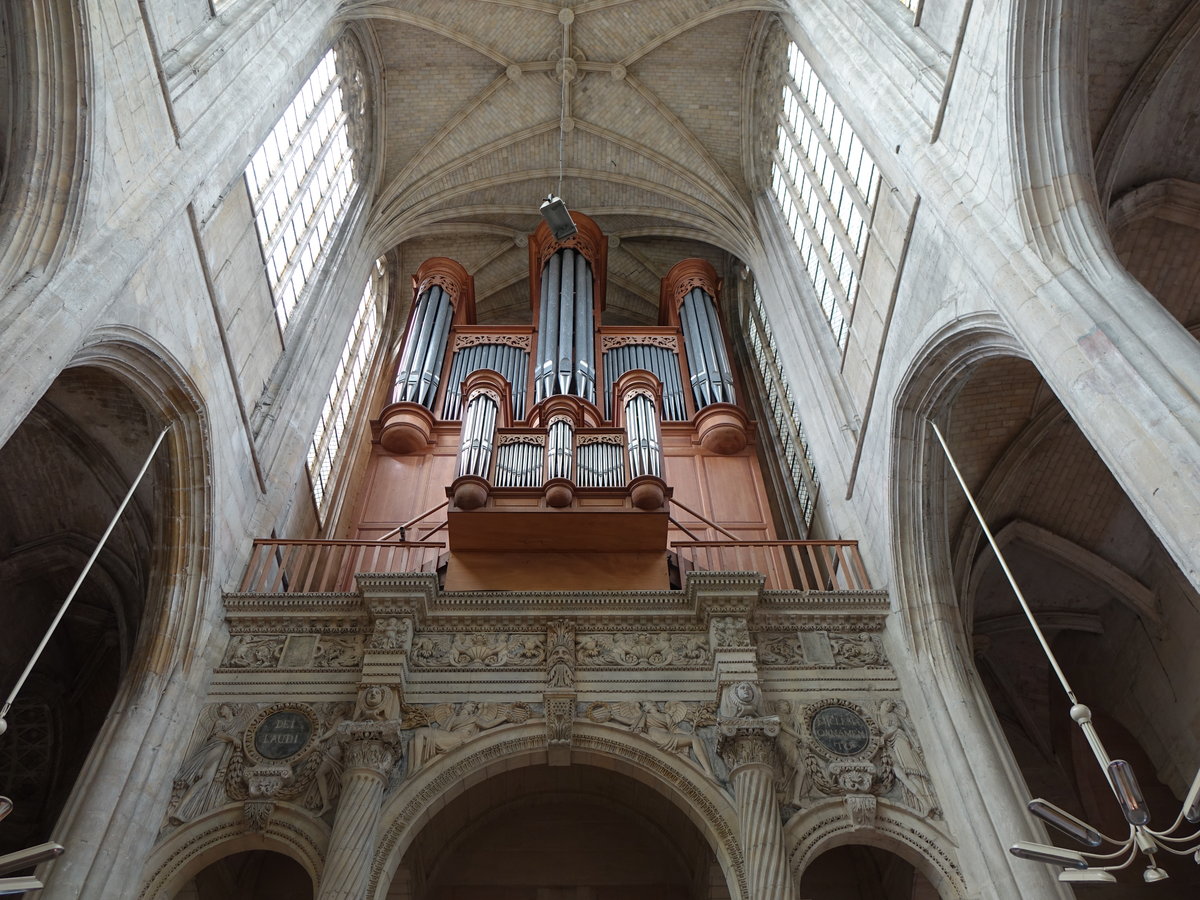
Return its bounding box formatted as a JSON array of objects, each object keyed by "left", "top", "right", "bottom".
[
  {"left": 748, "top": 283, "right": 819, "bottom": 528},
  {"left": 245, "top": 44, "right": 363, "bottom": 331},
  {"left": 770, "top": 42, "right": 880, "bottom": 351},
  {"left": 307, "top": 263, "right": 385, "bottom": 516}
]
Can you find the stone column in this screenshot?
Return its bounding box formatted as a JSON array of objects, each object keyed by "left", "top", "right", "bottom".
[
  {"left": 719, "top": 722, "right": 797, "bottom": 900},
  {"left": 317, "top": 722, "right": 401, "bottom": 900}
]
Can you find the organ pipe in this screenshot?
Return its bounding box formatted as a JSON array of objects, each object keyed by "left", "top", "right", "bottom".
[
  {"left": 547, "top": 418, "right": 574, "bottom": 481},
  {"left": 458, "top": 391, "right": 498, "bottom": 478},
  {"left": 624, "top": 393, "right": 662, "bottom": 479},
  {"left": 680, "top": 286, "right": 734, "bottom": 410},
  {"left": 536, "top": 248, "right": 595, "bottom": 402},
  {"left": 394, "top": 285, "right": 454, "bottom": 409}
]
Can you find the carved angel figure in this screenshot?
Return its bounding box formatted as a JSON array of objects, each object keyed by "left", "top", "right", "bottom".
[
  {"left": 879, "top": 700, "right": 938, "bottom": 817},
  {"left": 169, "top": 704, "right": 247, "bottom": 824},
  {"left": 408, "top": 702, "right": 531, "bottom": 773},
  {"left": 607, "top": 701, "right": 716, "bottom": 779}
]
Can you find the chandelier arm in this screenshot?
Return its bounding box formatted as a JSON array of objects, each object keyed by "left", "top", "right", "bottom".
[
  {"left": 1093, "top": 843, "right": 1142, "bottom": 872},
  {"left": 1149, "top": 826, "right": 1200, "bottom": 845},
  {"left": 1081, "top": 839, "right": 1138, "bottom": 861}
]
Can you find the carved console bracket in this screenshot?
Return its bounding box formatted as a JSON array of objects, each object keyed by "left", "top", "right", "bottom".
[{"left": 545, "top": 692, "right": 575, "bottom": 766}]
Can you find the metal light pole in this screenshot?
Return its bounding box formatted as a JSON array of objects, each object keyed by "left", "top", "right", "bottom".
[{"left": 930, "top": 420, "right": 1200, "bottom": 885}]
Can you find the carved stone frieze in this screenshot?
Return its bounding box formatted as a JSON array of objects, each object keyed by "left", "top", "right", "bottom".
[
  {"left": 756, "top": 633, "right": 804, "bottom": 666},
  {"left": 222, "top": 635, "right": 284, "bottom": 669},
  {"left": 575, "top": 632, "right": 710, "bottom": 668},
  {"left": 829, "top": 632, "right": 887, "bottom": 667},
  {"left": 585, "top": 700, "right": 718, "bottom": 779},
  {"left": 410, "top": 632, "right": 545, "bottom": 668},
  {"left": 313, "top": 635, "right": 364, "bottom": 668}
]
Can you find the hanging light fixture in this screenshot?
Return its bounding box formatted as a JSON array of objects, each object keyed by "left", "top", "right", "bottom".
[
  {"left": 540, "top": 11, "right": 576, "bottom": 241},
  {"left": 930, "top": 419, "right": 1200, "bottom": 886}
]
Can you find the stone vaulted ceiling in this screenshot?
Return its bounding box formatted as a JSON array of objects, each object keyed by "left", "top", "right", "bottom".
[{"left": 340, "top": 0, "right": 780, "bottom": 325}]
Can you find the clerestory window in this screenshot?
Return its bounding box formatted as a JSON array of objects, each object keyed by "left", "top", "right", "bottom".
[
  {"left": 245, "top": 45, "right": 362, "bottom": 332},
  {"left": 770, "top": 41, "right": 880, "bottom": 352},
  {"left": 748, "top": 283, "right": 820, "bottom": 528},
  {"left": 307, "top": 261, "right": 386, "bottom": 517}
]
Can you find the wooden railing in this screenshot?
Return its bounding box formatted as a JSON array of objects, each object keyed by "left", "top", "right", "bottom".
[
  {"left": 238, "top": 540, "right": 446, "bottom": 593},
  {"left": 671, "top": 540, "right": 871, "bottom": 591}
]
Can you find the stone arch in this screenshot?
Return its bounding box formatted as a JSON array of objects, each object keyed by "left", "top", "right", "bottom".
[
  {"left": 27, "top": 329, "right": 215, "bottom": 900},
  {"left": 888, "top": 317, "right": 1070, "bottom": 897},
  {"left": 0, "top": 0, "right": 90, "bottom": 292},
  {"left": 369, "top": 721, "right": 748, "bottom": 900},
  {"left": 136, "top": 805, "right": 328, "bottom": 900},
  {"left": 784, "top": 798, "right": 969, "bottom": 899}
]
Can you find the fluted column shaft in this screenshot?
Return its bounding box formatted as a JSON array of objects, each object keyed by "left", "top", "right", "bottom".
[
  {"left": 317, "top": 734, "right": 396, "bottom": 900},
  {"left": 723, "top": 733, "right": 797, "bottom": 900}
]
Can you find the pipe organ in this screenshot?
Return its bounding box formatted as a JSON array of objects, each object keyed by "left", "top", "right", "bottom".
[{"left": 368, "top": 214, "right": 761, "bottom": 589}]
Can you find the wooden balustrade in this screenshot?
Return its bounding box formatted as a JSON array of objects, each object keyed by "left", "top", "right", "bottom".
[
  {"left": 670, "top": 540, "right": 871, "bottom": 591},
  {"left": 238, "top": 539, "right": 446, "bottom": 593}
]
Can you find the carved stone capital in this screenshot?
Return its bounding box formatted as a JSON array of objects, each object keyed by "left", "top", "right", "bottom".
[
  {"left": 336, "top": 720, "right": 404, "bottom": 775},
  {"left": 718, "top": 722, "right": 778, "bottom": 773}
]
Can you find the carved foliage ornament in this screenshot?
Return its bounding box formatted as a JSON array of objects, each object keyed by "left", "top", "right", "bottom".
[
  {"left": 575, "top": 632, "right": 710, "bottom": 668},
  {"left": 453, "top": 333, "right": 531, "bottom": 351},
  {"left": 410, "top": 633, "right": 545, "bottom": 668},
  {"left": 601, "top": 334, "right": 679, "bottom": 351},
  {"left": 710, "top": 616, "right": 751, "bottom": 649}
]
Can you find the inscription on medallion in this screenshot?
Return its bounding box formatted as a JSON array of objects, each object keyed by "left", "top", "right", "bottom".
[
  {"left": 811, "top": 706, "right": 870, "bottom": 756},
  {"left": 253, "top": 710, "right": 312, "bottom": 760}
]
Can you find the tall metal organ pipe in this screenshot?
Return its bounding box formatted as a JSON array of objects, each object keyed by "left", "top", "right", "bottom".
[
  {"left": 393, "top": 285, "right": 455, "bottom": 409},
  {"left": 679, "top": 287, "right": 734, "bottom": 410},
  {"left": 624, "top": 392, "right": 662, "bottom": 479},
  {"left": 547, "top": 418, "right": 574, "bottom": 481},
  {"left": 536, "top": 248, "right": 596, "bottom": 402},
  {"left": 458, "top": 391, "right": 498, "bottom": 478}
]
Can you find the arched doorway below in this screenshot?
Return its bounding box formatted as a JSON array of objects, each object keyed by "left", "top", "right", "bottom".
[
  {"left": 393, "top": 764, "right": 730, "bottom": 899},
  {"left": 799, "top": 845, "right": 939, "bottom": 899},
  {"left": 171, "top": 850, "right": 313, "bottom": 900}
]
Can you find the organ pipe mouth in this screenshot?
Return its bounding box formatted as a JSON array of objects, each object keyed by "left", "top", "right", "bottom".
[{"left": 540, "top": 195, "right": 577, "bottom": 240}]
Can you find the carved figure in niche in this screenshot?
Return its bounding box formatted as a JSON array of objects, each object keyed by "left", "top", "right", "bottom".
[
  {"left": 830, "top": 632, "right": 884, "bottom": 667},
  {"left": 601, "top": 701, "right": 717, "bottom": 779},
  {"left": 408, "top": 702, "right": 532, "bottom": 773},
  {"left": 169, "top": 704, "right": 248, "bottom": 824},
  {"left": 547, "top": 620, "right": 575, "bottom": 689},
  {"left": 772, "top": 700, "right": 813, "bottom": 807},
  {"left": 879, "top": 699, "right": 938, "bottom": 817},
  {"left": 710, "top": 616, "right": 750, "bottom": 648}
]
